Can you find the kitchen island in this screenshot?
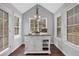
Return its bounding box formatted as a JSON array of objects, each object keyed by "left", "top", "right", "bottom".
[{"left": 24, "top": 35, "right": 51, "bottom": 54}]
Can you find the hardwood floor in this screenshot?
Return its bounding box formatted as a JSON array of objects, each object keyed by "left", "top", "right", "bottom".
[{"left": 9, "top": 44, "right": 65, "bottom": 56}]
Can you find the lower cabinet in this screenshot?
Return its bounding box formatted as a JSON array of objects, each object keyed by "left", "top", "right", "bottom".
[{"left": 24, "top": 36, "right": 51, "bottom": 54}]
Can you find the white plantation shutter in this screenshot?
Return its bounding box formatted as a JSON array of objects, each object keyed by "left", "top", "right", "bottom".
[{"left": 0, "top": 9, "right": 8, "bottom": 52}]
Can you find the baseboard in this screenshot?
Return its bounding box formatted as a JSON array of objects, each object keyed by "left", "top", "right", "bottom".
[
  {"left": 54, "top": 44, "right": 68, "bottom": 56},
  {"left": 9, "top": 42, "right": 23, "bottom": 55}
]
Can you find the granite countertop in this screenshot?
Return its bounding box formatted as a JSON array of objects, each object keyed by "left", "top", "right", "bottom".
[{"left": 25, "top": 34, "right": 51, "bottom": 36}]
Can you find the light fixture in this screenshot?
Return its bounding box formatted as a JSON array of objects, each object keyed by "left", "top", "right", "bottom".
[{"left": 33, "top": 4, "right": 41, "bottom": 19}]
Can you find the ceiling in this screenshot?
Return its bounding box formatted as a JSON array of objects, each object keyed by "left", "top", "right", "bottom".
[{"left": 11, "top": 3, "right": 64, "bottom": 14}]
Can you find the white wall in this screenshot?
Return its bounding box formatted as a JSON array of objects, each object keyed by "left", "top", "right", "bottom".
[
  {"left": 0, "top": 3, "right": 22, "bottom": 56},
  {"left": 54, "top": 3, "right": 79, "bottom": 56}
]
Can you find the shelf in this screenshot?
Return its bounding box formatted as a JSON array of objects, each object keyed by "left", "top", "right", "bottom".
[
  {"left": 43, "top": 44, "right": 48, "bottom": 46},
  {"left": 43, "top": 46, "right": 49, "bottom": 48},
  {"left": 43, "top": 40, "right": 49, "bottom": 41},
  {"left": 42, "top": 39, "right": 49, "bottom": 51},
  {"left": 42, "top": 48, "right": 49, "bottom": 51}
]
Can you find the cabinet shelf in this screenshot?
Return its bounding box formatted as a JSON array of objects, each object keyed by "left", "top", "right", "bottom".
[
  {"left": 42, "top": 39, "right": 49, "bottom": 51},
  {"left": 43, "top": 44, "right": 48, "bottom": 46},
  {"left": 42, "top": 48, "right": 49, "bottom": 51},
  {"left": 43, "top": 46, "right": 48, "bottom": 48}
]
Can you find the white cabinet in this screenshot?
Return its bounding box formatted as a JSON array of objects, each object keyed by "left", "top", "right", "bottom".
[
  {"left": 24, "top": 35, "right": 51, "bottom": 54},
  {"left": 34, "top": 38, "right": 42, "bottom": 51}
]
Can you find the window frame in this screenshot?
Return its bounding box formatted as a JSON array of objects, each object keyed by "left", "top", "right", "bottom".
[
  {"left": 14, "top": 16, "right": 20, "bottom": 35},
  {"left": 29, "top": 17, "right": 47, "bottom": 34},
  {"left": 67, "top": 4, "right": 79, "bottom": 46},
  {"left": 0, "top": 9, "right": 9, "bottom": 52},
  {"left": 56, "top": 16, "right": 61, "bottom": 38}
]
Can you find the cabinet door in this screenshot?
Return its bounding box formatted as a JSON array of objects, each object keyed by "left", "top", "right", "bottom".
[
  {"left": 27, "top": 36, "right": 37, "bottom": 51},
  {"left": 34, "top": 37, "right": 42, "bottom": 51},
  {"left": 27, "top": 38, "right": 34, "bottom": 51}
]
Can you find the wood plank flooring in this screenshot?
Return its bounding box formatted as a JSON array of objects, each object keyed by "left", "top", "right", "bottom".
[{"left": 9, "top": 44, "right": 65, "bottom": 56}]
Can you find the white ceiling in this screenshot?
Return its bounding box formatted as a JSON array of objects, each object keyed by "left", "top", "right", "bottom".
[{"left": 11, "top": 3, "right": 64, "bottom": 14}]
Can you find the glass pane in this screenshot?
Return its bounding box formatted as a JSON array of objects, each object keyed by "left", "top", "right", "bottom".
[
  {"left": 4, "top": 37, "right": 8, "bottom": 43},
  {"left": 0, "top": 19, "right": 3, "bottom": 36},
  {"left": 74, "top": 5, "right": 79, "bottom": 14},
  {"left": 68, "top": 34, "right": 72, "bottom": 41},
  {"left": 30, "top": 19, "right": 38, "bottom": 33},
  {"left": 57, "top": 16, "right": 61, "bottom": 37},
  {"left": 4, "top": 11, "right": 8, "bottom": 19},
  {"left": 75, "top": 14, "right": 79, "bottom": 24},
  {"left": 3, "top": 11, "right": 8, "bottom": 49},
  {"left": 39, "top": 19, "right": 47, "bottom": 33},
  {"left": 14, "top": 16, "right": 19, "bottom": 35},
  {"left": 75, "top": 25, "right": 79, "bottom": 32},
  {"left": 67, "top": 8, "right": 74, "bottom": 17},
  {"left": 57, "top": 28, "right": 61, "bottom": 37},
  {"left": 67, "top": 26, "right": 72, "bottom": 33},
  {"left": 0, "top": 38, "right": 3, "bottom": 52},
  {"left": 57, "top": 16, "right": 61, "bottom": 26},
  {"left": 15, "top": 16, "right": 19, "bottom": 26},
  {"left": 0, "top": 9, "right": 3, "bottom": 18},
  {"left": 67, "top": 17, "right": 73, "bottom": 25},
  {"left": 76, "top": 33, "right": 79, "bottom": 45},
  {"left": 0, "top": 9, "right": 8, "bottom": 52},
  {"left": 0, "top": 9, "right": 3, "bottom": 52},
  {"left": 15, "top": 28, "right": 17, "bottom": 34},
  {"left": 3, "top": 19, "right": 8, "bottom": 34},
  {"left": 15, "top": 27, "right": 19, "bottom": 35},
  {"left": 67, "top": 4, "right": 79, "bottom": 46},
  {"left": 30, "top": 18, "right": 47, "bottom": 33}
]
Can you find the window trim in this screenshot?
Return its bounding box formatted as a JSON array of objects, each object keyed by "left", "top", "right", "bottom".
[
  {"left": 0, "top": 9, "right": 9, "bottom": 52},
  {"left": 56, "top": 16, "right": 61, "bottom": 38},
  {"left": 14, "top": 16, "right": 20, "bottom": 35},
  {"left": 29, "top": 17, "right": 47, "bottom": 34},
  {"left": 66, "top": 4, "right": 79, "bottom": 46}
]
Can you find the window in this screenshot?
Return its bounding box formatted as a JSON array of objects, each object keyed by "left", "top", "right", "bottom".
[
  {"left": 57, "top": 16, "right": 61, "bottom": 37},
  {"left": 67, "top": 4, "right": 79, "bottom": 45},
  {"left": 30, "top": 18, "right": 47, "bottom": 34},
  {"left": 14, "top": 16, "right": 19, "bottom": 35},
  {"left": 0, "top": 9, "right": 8, "bottom": 52}
]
